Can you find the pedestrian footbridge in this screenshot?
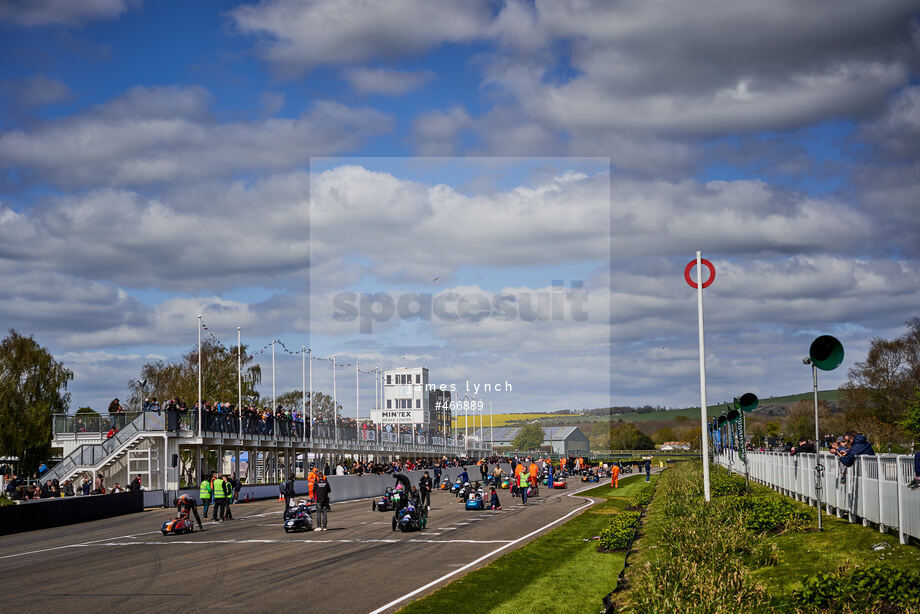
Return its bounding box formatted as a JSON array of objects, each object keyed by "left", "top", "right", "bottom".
[{"left": 46, "top": 411, "right": 489, "bottom": 500}]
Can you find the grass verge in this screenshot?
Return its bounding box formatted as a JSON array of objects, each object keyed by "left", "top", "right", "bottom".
[
  {"left": 616, "top": 462, "right": 920, "bottom": 613},
  {"left": 399, "top": 474, "right": 659, "bottom": 614}
]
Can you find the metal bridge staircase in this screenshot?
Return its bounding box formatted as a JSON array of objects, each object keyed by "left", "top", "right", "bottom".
[{"left": 44, "top": 411, "right": 165, "bottom": 485}]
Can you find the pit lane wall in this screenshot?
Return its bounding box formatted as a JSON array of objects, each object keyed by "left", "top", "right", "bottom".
[
  {"left": 170, "top": 464, "right": 515, "bottom": 507},
  {"left": 0, "top": 491, "right": 144, "bottom": 535}
]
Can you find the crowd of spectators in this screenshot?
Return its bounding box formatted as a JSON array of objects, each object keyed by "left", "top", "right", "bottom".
[{"left": 2, "top": 471, "right": 143, "bottom": 501}]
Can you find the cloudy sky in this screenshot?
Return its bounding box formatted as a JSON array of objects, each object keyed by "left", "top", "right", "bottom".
[{"left": 1, "top": 0, "right": 919, "bottom": 415}]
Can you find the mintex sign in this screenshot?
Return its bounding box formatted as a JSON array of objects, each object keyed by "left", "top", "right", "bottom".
[{"left": 373, "top": 410, "right": 425, "bottom": 424}]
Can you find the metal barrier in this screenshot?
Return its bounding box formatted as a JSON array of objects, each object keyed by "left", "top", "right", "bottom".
[{"left": 715, "top": 450, "right": 919, "bottom": 545}]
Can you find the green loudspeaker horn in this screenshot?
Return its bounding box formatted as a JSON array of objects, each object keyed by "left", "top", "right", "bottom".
[
  {"left": 717, "top": 415, "right": 728, "bottom": 427},
  {"left": 726, "top": 408, "right": 741, "bottom": 422},
  {"left": 808, "top": 335, "right": 844, "bottom": 371},
  {"left": 738, "top": 393, "right": 758, "bottom": 412}
]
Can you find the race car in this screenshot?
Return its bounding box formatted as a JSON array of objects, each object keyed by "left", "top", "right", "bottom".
[
  {"left": 465, "top": 492, "right": 485, "bottom": 510},
  {"left": 581, "top": 473, "right": 599, "bottom": 483},
  {"left": 449, "top": 476, "right": 465, "bottom": 496},
  {"left": 499, "top": 476, "right": 511, "bottom": 489},
  {"left": 162, "top": 511, "right": 195, "bottom": 535},
  {"left": 551, "top": 480, "right": 567, "bottom": 489},
  {"left": 393, "top": 501, "right": 427, "bottom": 531},
  {"left": 372, "top": 487, "right": 400, "bottom": 512},
  {"left": 283, "top": 499, "right": 316, "bottom": 532}
]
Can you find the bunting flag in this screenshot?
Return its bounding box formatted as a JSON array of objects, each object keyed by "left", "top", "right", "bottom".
[{"left": 200, "top": 318, "right": 382, "bottom": 376}]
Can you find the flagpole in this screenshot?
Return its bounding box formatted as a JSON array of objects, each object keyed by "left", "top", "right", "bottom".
[
  {"left": 197, "top": 315, "right": 202, "bottom": 434},
  {"left": 696, "top": 251, "right": 711, "bottom": 502},
  {"left": 302, "top": 346, "right": 306, "bottom": 443},
  {"left": 237, "top": 326, "right": 242, "bottom": 439},
  {"left": 332, "top": 354, "right": 337, "bottom": 443},
  {"left": 272, "top": 340, "right": 276, "bottom": 416},
  {"left": 355, "top": 361, "right": 359, "bottom": 429},
  {"left": 308, "top": 348, "right": 313, "bottom": 441}
]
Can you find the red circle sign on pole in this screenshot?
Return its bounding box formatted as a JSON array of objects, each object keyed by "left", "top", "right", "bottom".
[{"left": 684, "top": 259, "right": 715, "bottom": 289}]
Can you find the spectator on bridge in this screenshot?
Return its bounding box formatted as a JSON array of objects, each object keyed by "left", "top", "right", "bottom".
[
  {"left": 93, "top": 473, "right": 105, "bottom": 494},
  {"left": 790, "top": 438, "right": 816, "bottom": 455},
  {"left": 314, "top": 474, "right": 331, "bottom": 531},
  {"left": 129, "top": 475, "right": 142, "bottom": 492},
  {"left": 62, "top": 479, "right": 75, "bottom": 497}
]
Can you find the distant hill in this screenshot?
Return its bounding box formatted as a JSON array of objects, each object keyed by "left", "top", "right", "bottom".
[{"left": 502, "top": 390, "right": 843, "bottom": 427}]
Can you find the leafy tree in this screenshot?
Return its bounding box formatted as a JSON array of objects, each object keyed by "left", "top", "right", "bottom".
[
  {"left": 0, "top": 330, "right": 73, "bottom": 472},
  {"left": 841, "top": 321, "right": 920, "bottom": 426},
  {"left": 275, "top": 390, "right": 341, "bottom": 420},
  {"left": 609, "top": 422, "right": 655, "bottom": 450},
  {"left": 901, "top": 388, "right": 920, "bottom": 441},
  {"left": 653, "top": 426, "right": 677, "bottom": 444},
  {"left": 75, "top": 406, "right": 100, "bottom": 417},
  {"left": 783, "top": 399, "right": 832, "bottom": 441},
  {"left": 127, "top": 340, "right": 261, "bottom": 409},
  {"left": 513, "top": 423, "right": 544, "bottom": 450}
]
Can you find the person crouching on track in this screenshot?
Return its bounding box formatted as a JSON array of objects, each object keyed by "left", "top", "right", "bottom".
[
  {"left": 488, "top": 487, "right": 501, "bottom": 510},
  {"left": 175, "top": 494, "right": 204, "bottom": 530},
  {"left": 314, "top": 474, "right": 331, "bottom": 531}
]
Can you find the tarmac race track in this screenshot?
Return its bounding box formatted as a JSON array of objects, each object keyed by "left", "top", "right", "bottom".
[{"left": 0, "top": 484, "right": 598, "bottom": 613}]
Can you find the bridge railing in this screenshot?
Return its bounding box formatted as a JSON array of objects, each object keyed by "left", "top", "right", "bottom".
[{"left": 715, "top": 450, "right": 919, "bottom": 545}]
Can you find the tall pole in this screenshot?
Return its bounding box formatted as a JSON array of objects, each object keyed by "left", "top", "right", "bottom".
[
  {"left": 696, "top": 251, "right": 711, "bottom": 503},
  {"left": 490, "top": 400, "right": 493, "bottom": 450},
  {"left": 355, "top": 361, "right": 359, "bottom": 428},
  {"left": 271, "top": 340, "right": 276, "bottom": 415},
  {"left": 812, "top": 363, "right": 823, "bottom": 531},
  {"left": 302, "top": 346, "right": 306, "bottom": 443},
  {"left": 237, "top": 327, "right": 242, "bottom": 439},
  {"left": 332, "top": 354, "right": 337, "bottom": 443},
  {"left": 464, "top": 394, "right": 469, "bottom": 451},
  {"left": 197, "top": 314, "right": 202, "bottom": 434},
  {"left": 308, "top": 349, "right": 313, "bottom": 441}
]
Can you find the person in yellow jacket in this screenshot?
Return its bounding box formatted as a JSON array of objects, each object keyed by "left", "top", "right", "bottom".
[
  {"left": 211, "top": 474, "right": 227, "bottom": 522},
  {"left": 200, "top": 474, "right": 213, "bottom": 517}
]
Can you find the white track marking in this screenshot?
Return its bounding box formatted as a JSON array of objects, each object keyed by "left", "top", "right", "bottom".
[{"left": 367, "top": 483, "right": 603, "bottom": 614}]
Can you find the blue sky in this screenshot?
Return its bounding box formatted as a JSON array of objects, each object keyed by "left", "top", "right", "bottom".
[{"left": 1, "top": 0, "right": 920, "bottom": 414}]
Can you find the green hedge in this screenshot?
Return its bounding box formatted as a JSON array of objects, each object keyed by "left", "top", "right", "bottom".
[
  {"left": 599, "top": 510, "right": 641, "bottom": 551},
  {"left": 629, "top": 491, "right": 653, "bottom": 508},
  {"left": 794, "top": 566, "right": 920, "bottom": 610}
]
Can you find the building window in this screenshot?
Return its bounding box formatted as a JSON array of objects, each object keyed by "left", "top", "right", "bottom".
[
  {"left": 416, "top": 399, "right": 421, "bottom": 408},
  {"left": 387, "top": 399, "right": 391, "bottom": 409},
  {"left": 386, "top": 374, "right": 391, "bottom": 384},
  {"left": 416, "top": 374, "right": 420, "bottom": 384}
]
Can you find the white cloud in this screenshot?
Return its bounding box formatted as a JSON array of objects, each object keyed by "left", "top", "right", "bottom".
[
  {"left": 0, "top": 86, "right": 392, "bottom": 187},
  {"left": 0, "top": 0, "right": 139, "bottom": 26},
  {"left": 343, "top": 67, "right": 434, "bottom": 96},
  {"left": 229, "top": 0, "right": 492, "bottom": 76},
  {"left": 0, "top": 74, "right": 72, "bottom": 108}
]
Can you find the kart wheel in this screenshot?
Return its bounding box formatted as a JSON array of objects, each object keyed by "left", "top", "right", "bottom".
[
  {"left": 285, "top": 528, "right": 290, "bottom": 533},
  {"left": 372, "top": 502, "right": 376, "bottom": 511},
  {"left": 162, "top": 530, "right": 168, "bottom": 536},
  {"left": 392, "top": 518, "right": 397, "bottom": 531}
]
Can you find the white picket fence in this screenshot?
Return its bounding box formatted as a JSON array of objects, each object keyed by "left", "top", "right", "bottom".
[{"left": 714, "top": 450, "right": 919, "bottom": 545}]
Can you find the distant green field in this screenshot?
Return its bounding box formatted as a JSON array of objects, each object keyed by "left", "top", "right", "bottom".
[{"left": 532, "top": 390, "right": 842, "bottom": 425}]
